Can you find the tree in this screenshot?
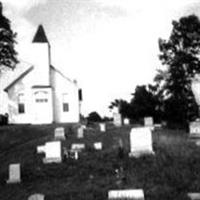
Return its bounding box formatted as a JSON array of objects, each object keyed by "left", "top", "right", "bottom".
[
  {"left": 157, "top": 15, "right": 200, "bottom": 125},
  {"left": 109, "top": 99, "right": 131, "bottom": 118},
  {"left": 0, "top": 2, "right": 18, "bottom": 70},
  {"left": 130, "top": 84, "right": 162, "bottom": 122},
  {"left": 87, "top": 111, "right": 102, "bottom": 122}
]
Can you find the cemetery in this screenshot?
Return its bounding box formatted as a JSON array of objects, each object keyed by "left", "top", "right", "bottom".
[
  {"left": 1, "top": 2, "right": 200, "bottom": 200},
  {"left": 0, "top": 122, "right": 199, "bottom": 200}
]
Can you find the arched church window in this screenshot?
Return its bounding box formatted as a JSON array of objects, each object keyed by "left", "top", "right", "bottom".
[
  {"left": 34, "top": 91, "right": 48, "bottom": 103},
  {"left": 18, "top": 93, "right": 25, "bottom": 114}
]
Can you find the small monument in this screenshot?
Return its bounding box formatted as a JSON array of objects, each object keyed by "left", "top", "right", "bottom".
[
  {"left": 187, "top": 193, "right": 200, "bottom": 200},
  {"left": 113, "top": 106, "right": 122, "bottom": 127},
  {"left": 7, "top": 163, "right": 21, "bottom": 184},
  {"left": 54, "top": 127, "right": 65, "bottom": 140},
  {"left": 71, "top": 143, "right": 85, "bottom": 152},
  {"left": 77, "top": 126, "right": 84, "bottom": 138},
  {"left": 37, "top": 141, "right": 62, "bottom": 163},
  {"left": 108, "top": 189, "right": 144, "bottom": 200},
  {"left": 99, "top": 123, "right": 106, "bottom": 132},
  {"left": 28, "top": 193, "right": 45, "bottom": 200},
  {"left": 123, "top": 118, "right": 130, "bottom": 125},
  {"left": 190, "top": 74, "right": 200, "bottom": 138},
  {"left": 94, "top": 142, "right": 102, "bottom": 150},
  {"left": 129, "top": 127, "right": 154, "bottom": 157}
]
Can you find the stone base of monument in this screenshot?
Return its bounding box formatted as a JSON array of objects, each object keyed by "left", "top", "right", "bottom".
[
  {"left": 189, "top": 120, "right": 200, "bottom": 138},
  {"left": 129, "top": 150, "right": 155, "bottom": 158},
  {"left": 43, "top": 157, "right": 62, "bottom": 164}
]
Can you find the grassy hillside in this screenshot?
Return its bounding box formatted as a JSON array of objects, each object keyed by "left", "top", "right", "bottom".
[{"left": 0, "top": 123, "right": 199, "bottom": 200}]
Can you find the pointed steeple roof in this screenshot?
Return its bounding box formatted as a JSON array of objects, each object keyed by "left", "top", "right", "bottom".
[{"left": 32, "top": 25, "right": 49, "bottom": 43}]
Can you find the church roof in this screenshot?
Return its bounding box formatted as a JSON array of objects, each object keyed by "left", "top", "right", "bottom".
[{"left": 32, "top": 25, "right": 49, "bottom": 43}]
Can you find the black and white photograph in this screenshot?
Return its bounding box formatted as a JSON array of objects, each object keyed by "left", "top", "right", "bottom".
[{"left": 1, "top": 0, "right": 200, "bottom": 199}]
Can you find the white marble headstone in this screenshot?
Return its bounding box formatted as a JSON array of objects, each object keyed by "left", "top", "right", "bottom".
[
  {"left": 108, "top": 189, "right": 144, "bottom": 200},
  {"left": 54, "top": 127, "right": 65, "bottom": 140},
  {"left": 37, "top": 141, "right": 62, "bottom": 163},
  {"left": 188, "top": 193, "right": 200, "bottom": 200},
  {"left": 77, "top": 126, "right": 84, "bottom": 138},
  {"left": 144, "top": 117, "right": 153, "bottom": 127},
  {"left": 28, "top": 193, "right": 45, "bottom": 200},
  {"left": 123, "top": 118, "right": 130, "bottom": 125},
  {"left": 99, "top": 123, "right": 106, "bottom": 132},
  {"left": 94, "top": 142, "right": 102, "bottom": 150},
  {"left": 71, "top": 143, "right": 85, "bottom": 151},
  {"left": 113, "top": 113, "right": 122, "bottom": 127},
  {"left": 129, "top": 127, "right": 154, "bottom": 157},
  {"left": 44, "top": 141, "right": 62, "bottom": 163},
  {"left": 7, "top": 163, "right": 21, "bottom": 184}
]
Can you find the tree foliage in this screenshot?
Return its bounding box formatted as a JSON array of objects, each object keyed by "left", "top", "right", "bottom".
[
  {"left": 157, "top": 15, "right": 200, "bottom": 125},
  {"left": 87, "top": 111, "right": 102, "bottom": 122},
  {"left": 0, "top": 2, "right": 18, "bottom": 69}
]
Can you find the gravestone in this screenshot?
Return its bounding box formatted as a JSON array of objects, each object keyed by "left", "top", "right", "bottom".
[
  {"left": 94, "top": 142, "right": 102, "bottom": 150},
  {"left": 99, "top": 123, "right": 106, "bottom": 132},
  {"left": 123, "top": 118, "right": 130, "bottom": 125},
  {"left": 188, "top": 193, "right": 200, "bottom": 200},
  {"left": 190, "top": 121, "right": 200, "bottom": 138},
  {"left": 54, "top": 127, "right": 65, "bottom": 140},
  {"left": 28, "top": 193, "right": 45, "bottom": 200},
  {"left": 190, "top": 74, "right": 200, "bottom": 138},
  {"left": 7, "top": 163, "right": 21, "bottom": 184},
  {"left": 144, "top": 117, "right": 153, "bottom": 126},
  {"left": 71, "top": 143, "right": 85, "bottom": 152},
  {"left": 37, "top": 141, "right": 62, "bottom": 163},
  {"left": 129, "top": 127, "right": 154, "bottom": 157},
  {"left": 108, "top": 189, "right": 144, "bottom": 200},
  {"left": 77, "top": 126, "right": 84, "bottom": 139},
  {"left": 113, "top": 113, "right": 122, "bottom": 127}
]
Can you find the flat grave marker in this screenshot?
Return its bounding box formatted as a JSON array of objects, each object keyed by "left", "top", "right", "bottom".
[
  {"left": 7, "top": 163, "right": 21, "bottom": 184},
  {"left": 28, "top": 193, "right": 45, "bottom": 200},
  {"left": 71, "top": 143, "right": 85, "bottom": 152},
  {"left": 108, "top": 189, "right": 144, "bottom": 200},
  {"left": 188, "top": 193, "right": 200, "bottom": 200}
]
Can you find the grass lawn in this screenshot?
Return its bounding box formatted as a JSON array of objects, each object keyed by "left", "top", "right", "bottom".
[{"left": 0, "top": 123, "right": 199, "bottom": 200}]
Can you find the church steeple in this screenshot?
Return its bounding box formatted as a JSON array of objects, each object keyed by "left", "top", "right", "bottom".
[{"left": 32, "top": 25, "right": 49, "bottom": 43}]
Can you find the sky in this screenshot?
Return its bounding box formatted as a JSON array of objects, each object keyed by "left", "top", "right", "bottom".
[{"left": 1, "top": 0, "right": 200, "bottom": 117}]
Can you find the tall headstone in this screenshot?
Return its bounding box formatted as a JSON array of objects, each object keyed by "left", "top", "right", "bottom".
[
  {"left": 54, "top": 127, "right": 65, "bottom": 140},
  {"left": 37, "top": 141, "right": 62, "bottom": 163},
  {"left": 99, "top": 123, "right": 106, "bottom": 132},
  {"left": 108, "top": 189, "right": 144, "bottom": 200},
  {"left": 113, "top": 107, "right": 122, "bottom": 127},
  {"left": 7, "top": 163, "right": 21, "bottom": 184},
  {"left": 190, "top": 74, "right": 200, "bottom": 138},
  {"left": 28, "top": 193, "right": 45, "bottom": 200},
  {"left": 129, "top": 127, "right": 154, "bottom": 157},
  {"left": 77, "top": 126, "right": 84, "bottom": 138}
]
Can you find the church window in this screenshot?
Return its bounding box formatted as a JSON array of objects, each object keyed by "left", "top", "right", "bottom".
[
  {"left": 18, "top": 93, "right": 25, "bottom": 114},
  {"left": 63, "top": 93, "right": 69, "bottom": 112},
  {"left": 35, "top": 91, "right": 48, "bottom": 103}
]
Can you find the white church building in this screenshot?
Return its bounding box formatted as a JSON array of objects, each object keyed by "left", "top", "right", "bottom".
[{"left": 0, "top": 25, "right": 82, "bottom": 124}]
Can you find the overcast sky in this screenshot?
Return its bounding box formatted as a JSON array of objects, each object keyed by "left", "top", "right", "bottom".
[{"left": 1, "top": 0, "right": 200, "bottom": 117}]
